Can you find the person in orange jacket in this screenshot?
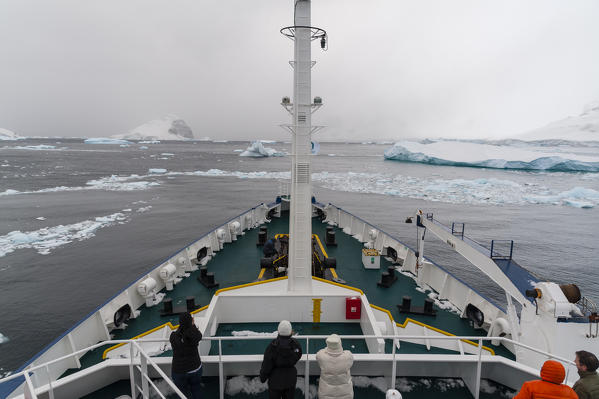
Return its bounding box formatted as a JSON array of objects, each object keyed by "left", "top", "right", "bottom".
[{"left": 514, "top": 360, "right": 578, "bottom": 399}]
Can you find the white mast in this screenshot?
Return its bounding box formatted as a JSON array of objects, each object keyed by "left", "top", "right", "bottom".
[{"left": 281, "top": 0, "right": 326, "bottom": 292}]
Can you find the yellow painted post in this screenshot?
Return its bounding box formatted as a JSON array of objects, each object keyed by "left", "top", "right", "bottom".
[{"left": 312, "top": 298, "right": 323, "bottom": 323}]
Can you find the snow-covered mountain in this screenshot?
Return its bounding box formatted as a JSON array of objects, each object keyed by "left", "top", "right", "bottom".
[
  {"left": 515, "top": 102, "right": 599, "bottom": 142},
  {"left": 113, "top": 115, "right": 194, "bottom": 141},
  {"left": 0, "top": 128, "right": 24, "bottom": 140}
]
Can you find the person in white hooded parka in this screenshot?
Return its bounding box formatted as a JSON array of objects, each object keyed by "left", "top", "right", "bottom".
[{"left": 316, "top": 334, "right": 354, "bottom": 399}]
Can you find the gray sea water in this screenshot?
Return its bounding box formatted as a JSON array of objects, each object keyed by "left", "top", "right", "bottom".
[{"left": 0, "top": 138, "right": 598, "bottom": 375}]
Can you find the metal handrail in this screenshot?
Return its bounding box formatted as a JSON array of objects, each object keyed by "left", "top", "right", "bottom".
[{"left": 0, "top": 335, "right": 576, "bottom": 399}]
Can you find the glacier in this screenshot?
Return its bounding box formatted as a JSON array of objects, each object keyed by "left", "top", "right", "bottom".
[
  {"left": 239, "top": 141, "right": 286, "bottom": 157},
  {"left": 0, "top": 128, "right": 24, "bottom": 141},
  {"left": 384, "top": 140, "right": 599, "bottom": 172}
]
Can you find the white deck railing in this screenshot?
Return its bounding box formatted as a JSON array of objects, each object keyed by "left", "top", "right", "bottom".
[{"left": 0, "top": 335, "right": 576, "bottom": 399}]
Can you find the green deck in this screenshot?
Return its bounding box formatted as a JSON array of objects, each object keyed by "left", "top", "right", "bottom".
[{"left": 71, "top": 210, "right": 515, "bottom": 396}]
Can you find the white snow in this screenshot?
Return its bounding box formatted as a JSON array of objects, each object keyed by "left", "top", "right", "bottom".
[
  {"left": 353, "top": 376, "right": 389, "bottom": 393},
  {"left": 225, "top": 376, "right": 268, "bottom": 396},
  {"left": 139, "top": 140, "right": 161, "bottom": 144},
  {"left": 84, "top": 138, "right": 132, "bottom": 145},
  {"left": 148, "top": 168, "right": 167, "bottom": 174},
  {"left": 515, "top": 102, "right": 599, "bottom": 141},
  {"left": 0, "top": 128, "right": 24, "bottom": 140},
  {"left": 115, "top": 115, "right": 194, "bottom": 141},
  {"left": 232, "top": 330, "right": 277, "bottom": 336},
  {"left": 0, "top": 212, "right": 128, "bottom": 257},
  {"left": 225, "top": 376, "right": 317, "bottom": 398},
  {"left": 384, "top": 140, "right": 599, "bottom": 171},
  {"left": 239, "top": 141, "right": 286, "bottom": 157}
]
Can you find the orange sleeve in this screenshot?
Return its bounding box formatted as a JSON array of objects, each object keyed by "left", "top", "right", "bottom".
[{"left": 512, "top": 382, "right": 531, "bottom": 399}]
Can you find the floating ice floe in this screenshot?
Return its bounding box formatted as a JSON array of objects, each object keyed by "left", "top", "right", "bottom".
[
  {"left": 0, "top": 332, "right": 8, "bottom": 344},
  {"left": 239, "top": 141, "right": 286, "bottom": 157},
  {"left": 0, "top": 212, "right": 128, "bottom": 257},
  {"left": 0, "top": 175, "right": 160, "bottom": 197},
  {"left": 149, "top": 168, "right": 167, "bottom": 174},
  {"left": 139, "top": 140, "right": 161, "bottom": 144},
  {"left": 84, "top": 138, "right": 132, "bottom": 145},
  {"left": 9, "top": 145, "right": 57, "bottom": 150},
  {"left": 139, "top": 146, "right": 149, "bottom": 150},
  {"left": 384, "top": 140, "right": 599, "bottom": 172}
]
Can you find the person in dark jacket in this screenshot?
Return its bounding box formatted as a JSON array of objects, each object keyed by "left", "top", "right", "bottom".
[
  {"left": 170, "top": 312, "right": 203, "bottom": 399},
  {"left": 573, "top": 350, "right": 599, "bottom": 399},
  {"left": 260, "top": 320, "right": 302, "bottom": 399}
]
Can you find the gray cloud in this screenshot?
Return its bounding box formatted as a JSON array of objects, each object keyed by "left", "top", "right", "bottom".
[{"left": 1, "top": 0, "right": 598, "bottom": 140}]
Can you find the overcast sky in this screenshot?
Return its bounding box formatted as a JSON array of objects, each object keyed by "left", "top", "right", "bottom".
[{"left": 1, "top": 0, "right": 599, "bottom": 141}]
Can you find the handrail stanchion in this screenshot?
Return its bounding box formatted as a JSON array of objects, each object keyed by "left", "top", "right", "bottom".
[
  {"left": 219, "top": 338, "right": 224, "bottom": 399},
  {"left": 140, "top": 344, "right": 149, "bottom": 399},
  {"left": 45, "top": 364, "right": 54, "bottom": 399},
  {"left": 565, "top": 366, "right": 570, "bottom": 385},
  {"left": 305, "top": 337, "right": 310, "bottom": 399},
  {"left": 129, "top": 343, "right": 136, "bottom": 398},
  {"left": 475, "top": 338, "right": 482, "bottom": 399},
  {"left": 23, "top": 371, "right": 38, "bottom": 399},
  {"left": 391, "top": 337, "right": 397, "bottom": 389}
]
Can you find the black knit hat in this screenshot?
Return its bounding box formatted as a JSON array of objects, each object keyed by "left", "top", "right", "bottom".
[{"left": 179, "top": 312, "right": 193, "bottom": 329}]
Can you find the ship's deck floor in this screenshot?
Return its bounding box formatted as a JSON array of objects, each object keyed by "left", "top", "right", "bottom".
[{"left": 73, "top": 211, "right": 516, "bottom": 397}]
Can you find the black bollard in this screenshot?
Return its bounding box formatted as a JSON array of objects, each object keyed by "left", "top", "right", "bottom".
[{"left": 186, "top": 297, "right": 196, "bottom": 312}]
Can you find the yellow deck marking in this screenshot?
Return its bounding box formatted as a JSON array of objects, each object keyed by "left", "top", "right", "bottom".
[
  {"left": 258, "top": 268, "right": 266, "bottom": 279},
  {"left": 369, "top": 304, "right": 495, "bottom": 355},
  {"left": 102, "top": 305, "right": 209, "bottom": 359},
  {"left": 312, "top": 298, "right": 323, "bottom": 323},
  {"left": 312, "top": 276, "right": 364, "bottom": 295}
]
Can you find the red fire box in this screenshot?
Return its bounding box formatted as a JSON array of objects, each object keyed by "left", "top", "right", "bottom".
[{"left": 346, "top": 296, "right": 361, "bottom": 319}]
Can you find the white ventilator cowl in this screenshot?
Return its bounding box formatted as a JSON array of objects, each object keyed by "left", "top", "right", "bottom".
[{"left": 386, "top": 389, "right": 402, "bottom": 399}]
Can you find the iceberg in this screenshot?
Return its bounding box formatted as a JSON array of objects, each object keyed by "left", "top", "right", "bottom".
[
  {"left": 384, "top": 140, "right": 599, "bottom": 172},
  {"left": 239, "top": 141, "right": 286, "bottom": 157},
  {"left": 115, "top": 115, "right": 194, "bottom": 141},
  {"left": 0, "top": 128, "right": 24, "bottom": 141},
  {"left": 84, "top": 138, "right": 132, "bottom": 145}
]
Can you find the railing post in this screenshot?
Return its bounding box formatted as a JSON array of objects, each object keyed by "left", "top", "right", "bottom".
[
  {"left": 391, "top": 337, "right": 397, "bottom": 389},
  {"left": 475, "top": 339, "right": 482, "bottom": 399},
  {"left": 219, "top": 339, "right": 224, "bottom": 399},
  {"left": 45, "top": 364, "right": 54, "bottom": 399},
  {"left": 305, "top": 337, "right": 310, "bottom": 399},
  {"left": 23, "top": 371, "right": 38, "bottom": 399},
  {"left": 140, "top": 349, "right": 149, "bottom": 399},
  {"left": 129, "top": 343, "right": 136, "bottom": 398}
]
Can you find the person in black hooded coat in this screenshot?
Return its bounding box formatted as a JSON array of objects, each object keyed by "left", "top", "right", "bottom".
[
  {"left": 260, "top": 320, "right": 303, "bottom": 399},
  {"left": 170, "top": 312, "right": 203, "bottom": 399}
]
